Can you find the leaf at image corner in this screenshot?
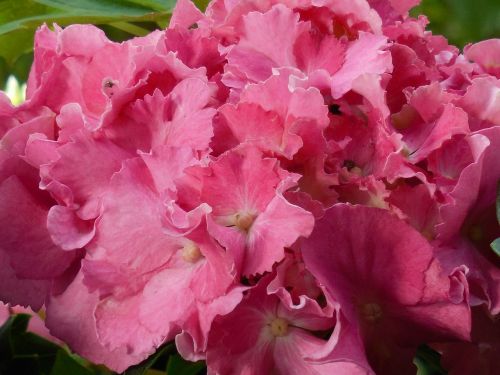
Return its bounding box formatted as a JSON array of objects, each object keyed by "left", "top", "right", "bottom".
[{"left": 166, "top": 354, "right": 205, "bottom": 375}]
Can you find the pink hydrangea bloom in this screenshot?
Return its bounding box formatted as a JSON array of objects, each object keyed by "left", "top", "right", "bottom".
[{"left": 1, "top": 0, "right": 499, "bottom": 373}]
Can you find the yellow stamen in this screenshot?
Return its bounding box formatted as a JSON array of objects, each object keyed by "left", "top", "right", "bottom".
[
  {"left": 235, "top": 212, "right": 255, "bottom": 232},
  {"left": 360, "top": 303, "right": 383, "bottom": 323},
  {"left": 181, "top": 242, "right": 203, "bottom": 263},
  {"left": 270, "top": 318, "right": 289, "bottom": 337}
]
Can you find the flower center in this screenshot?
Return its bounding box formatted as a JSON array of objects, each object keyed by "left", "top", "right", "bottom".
[
  {"left": 235, "top": 212, "right": 255, "bottom": 232},
  {"left": 181, "top": 242, "right": 203, "bottom": 263},
  {"left": 360, "top": 303, "right": 383, "bottom": 323},
  {"left": 270, "top": 318, "right": 289, "bottom": 337}
]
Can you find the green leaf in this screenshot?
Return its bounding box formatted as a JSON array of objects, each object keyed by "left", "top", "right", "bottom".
[
  {"left": 411, "top": 0, "right": 500, "bottom": 48},
  {"left": 0, "top": 314, "right": 31, "bottom": 362},
  {"left": 124, "top": 343, "right": 175, "bottom": 375},
  {"left": 414, "top": 344, "right": 447, "bottom": 375},
  {"left": 50, "top": 349, "right": 93, "bottom": 375},
  {"left": 0, "top": 313, "right": 96, "bottom": 375},
  {"left": 166, "top": 354, "right": 205, "bottom": 375}
]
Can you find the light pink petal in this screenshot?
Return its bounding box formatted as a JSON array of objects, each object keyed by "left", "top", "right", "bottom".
[
  {"left": 81, "top": 43, "right": 133, "bottom": 116},
  {"left": 1, "top": 111, "right": 55, "bottom": 156},
  {"left": 46, "top": 272, "right": 145, "bottom": 372},
  {"left": 0, "top": 175, "right": 76, "bottom": 279},
  {"left": 168, "top": 77, "right": 217, "bottom": 151},
  {"left": 176, "top": 286, "right": 245, "bottom": 361},
  {"left": 106, "top": 78, "right": 215, "bottom": 153},
  {"left": 96, "top": 291, "right": 166, "bottom": 357},
  {"left": 330, "top": 32, "right": 392, "bottom": 98},
  {"left": 219, "top": 102, "right": 302, "bottom": 159},
  {"left": 140, "top": 145, "right": 200, "bottom": 193},
  {"left": 84, "top": 157, "right": 177, "bottom": 296},
  {"left": 201, "top": 148, "right": 280, "bottom": 216},
  {"left": 246, "top": 195, "right": 314, "bottom": 275},
  {"left": 225, "top": 4, "right": 309, "bottom": 83},
  {"left": 241, "top": 70, "right": 329, "bottom": 128},
  {"left": 351, "top": 73, "right": 390, "bottom": 120},
  {"left": 165, "top": 27, "right": 224, "bottom": 77},
  {"left": 4, "top": 304, "right": 62, "bottom": 344},
  {"left": 56, "top": 103, "right": 88, "bottom": 142},
  {"left": 169, "top": 0, "right": 205, "bottom": 29},
  {"left": 293, "top": 27, "right": 345, "bottom": 76},
  {"left": 46, "top": 131, "right": 131, "bottom": 219},
  {"left": 140, "top": 267, "right": 194, "bottom": 341},
  {"left": 47, "top": 205, "right": 95, "bottom": 250},
  {"left": 274, "top": 328, "right": 369, "bottom": 375},
  {"left": 23, "top": 135, "right": 59, "bottom": 169},
  {"left": 459, "top": 77, "right": 500, "bottom": 128},
  {"left": 464, "top": 39, "right": 500, "bottom": 77},
  {"left": 58, "top": 24, "right": 109, "bottom": 57}
]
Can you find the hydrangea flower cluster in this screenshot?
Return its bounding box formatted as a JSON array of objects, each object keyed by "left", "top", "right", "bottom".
[{"left": 1, "top": 0, "right": 499, "bottom": 373}]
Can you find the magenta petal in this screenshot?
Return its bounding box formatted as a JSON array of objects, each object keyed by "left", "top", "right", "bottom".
[
  {"left": 302, "top": 204, "right": 471, "bottom": 370},
  {"left": 0, "top": 175, "right": 76, "bottom": 279},
  {"left": 0, "top": 249, "right": 49, "bottom": 310}
]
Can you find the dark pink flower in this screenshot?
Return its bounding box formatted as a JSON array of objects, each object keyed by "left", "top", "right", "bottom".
[
  {"left": 205, "top": 275, "right": 363, "bottom": 375},
  {"left": 302, "top": 204, "right": 470, "bottom": 373}
]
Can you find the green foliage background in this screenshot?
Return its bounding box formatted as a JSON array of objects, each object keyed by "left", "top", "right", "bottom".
[{"left": 412, "top": 0, "right": 500, "bottom": 48}]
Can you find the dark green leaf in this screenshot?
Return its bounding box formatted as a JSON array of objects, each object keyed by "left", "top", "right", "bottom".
[
  {"left": 0, "top": 313, "right": 97, "bottom": 375},
  {"left": 124, "top": 343, "right": 174, "bottom": 375},
  {"left": 50, "top": 349, "right": 93, "bottom": 375},
  {"left": 0, "top": 314, "right": 30, "bottom": 361},
  {"left": 414, "top": 344, "right": 447, "bottom": 375},
  {"left": 411, "top": 0, "right": 500, "bottom": 48},
  {"left": 166, "top": 354, "right": 205, "bottom": 375}
]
